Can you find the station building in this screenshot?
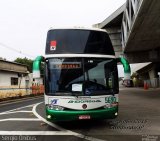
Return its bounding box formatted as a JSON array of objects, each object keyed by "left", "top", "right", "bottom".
[
  {"left": 0, "top": 59, "right": 32, "bottom": 99},
  {"left": 94, "top": 2, "right": 160, "bottom": 88}
]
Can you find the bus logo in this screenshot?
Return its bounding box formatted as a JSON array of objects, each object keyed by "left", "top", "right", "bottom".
[
  {"left": 82, "top": 104, "right": 87, "bottom": 109},
  {"left": 51, "top": 99, "right": 58, "bottom": 105},
  {"left": 68, "top": 100, "right": 101, "bottom": 103}
]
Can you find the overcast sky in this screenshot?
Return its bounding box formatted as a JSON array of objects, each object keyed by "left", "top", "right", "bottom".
[{"left": 0, "top": 0, "right": 126, "bottom": 61}]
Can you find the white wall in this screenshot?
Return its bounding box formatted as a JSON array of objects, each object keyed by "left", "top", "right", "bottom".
[
  {"left": 0, "top": 71, "right": 18, "bottom": 86},
  {"left": 0, "top": 71, "right": 29, "bottom": 88}
]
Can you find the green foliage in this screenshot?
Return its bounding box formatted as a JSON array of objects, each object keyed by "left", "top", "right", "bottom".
[{"left": 14, "top": 57, "right": 33, "bottom": 72}]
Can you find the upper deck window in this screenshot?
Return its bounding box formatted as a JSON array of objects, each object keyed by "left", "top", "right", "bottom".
[{"left": 45, "top": 29, "right": 114, "bottom": 55}]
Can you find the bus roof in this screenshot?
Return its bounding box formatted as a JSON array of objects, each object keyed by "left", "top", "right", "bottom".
[
  {"left": 45, "top": 54, "right": 116, "bottom": 59},
  {"left": 48, "top": 26, "right": 107, "bottom": 33}
]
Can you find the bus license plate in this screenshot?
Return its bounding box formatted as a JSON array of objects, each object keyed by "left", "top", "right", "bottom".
[{"left": 79, "top": 115, "right": 91, "bottom": 120}]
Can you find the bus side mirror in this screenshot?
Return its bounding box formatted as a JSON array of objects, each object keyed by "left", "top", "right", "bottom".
[
  {"left": 116, "top": 57, "right": 131, "bottom": 80},
  {"left": 33, "top": 56, "right": 44, "bottom": 78}
]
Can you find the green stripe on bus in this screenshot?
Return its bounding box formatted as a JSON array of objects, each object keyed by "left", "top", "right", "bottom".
[{"left": 46, "top": 107, "right": 118, "bottom": 121}]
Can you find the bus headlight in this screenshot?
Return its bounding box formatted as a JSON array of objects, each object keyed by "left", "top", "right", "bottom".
[
  {"left": 111, "top": 102, "right": 118, "bottom": 107},
  {"left": 47, "top": 105, "right": 64, "bottom": 111},
  {"left": 104, "top": 103, "right": 111, "bottom": 108},
  {"left": 47, "top": 115, "right": 51, "bottom": 119},
  {"left": 104, "top": 102, "right": 118, "bottom": 108}
]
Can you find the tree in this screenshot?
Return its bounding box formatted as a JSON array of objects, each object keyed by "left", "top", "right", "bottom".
[{"left": 14, "top": 57, "right": 33, "bottom": 72}]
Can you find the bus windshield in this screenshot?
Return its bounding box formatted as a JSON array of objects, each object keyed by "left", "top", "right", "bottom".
[
  {"left": 45, "top": 58, "right": 118, "bottom": 96},
  {"left": 45, "top": 29, "right": 114, "bottom": 55}
]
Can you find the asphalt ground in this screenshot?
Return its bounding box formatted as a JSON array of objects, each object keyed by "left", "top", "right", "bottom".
[
  {"left": 0, "top": 88, "right": 159, "bottom": 141},
  {"left": 0, "top": 96, "right": 43, "bottom": 113}
]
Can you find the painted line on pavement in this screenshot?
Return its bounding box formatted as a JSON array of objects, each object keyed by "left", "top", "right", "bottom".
[
  {"left": 0, "top": 103, "right": 36, "bottom": 116},
  {"left": 0, "top": 118, "right": 41, "bottom": 122},
  {"left": 32, "top": 102, "right": 106, "bottom": 141},
  {"left": 32, "top": 102, "right": 65, "bottom": 131},
  {"left": 0, "top": 111, "right": 32, "bottom": 115},
  {"left": 0, "top": 131, "right": 77, "bottom": 135}
]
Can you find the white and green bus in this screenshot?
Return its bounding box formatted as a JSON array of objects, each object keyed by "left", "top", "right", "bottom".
[{"left": 33, "top": 27, "right": 131, "bottom": 121}]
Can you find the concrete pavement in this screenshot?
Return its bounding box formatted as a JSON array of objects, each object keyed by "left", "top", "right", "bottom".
[{"left": 0, "top": 88, "right": 159, "bottom": 141}]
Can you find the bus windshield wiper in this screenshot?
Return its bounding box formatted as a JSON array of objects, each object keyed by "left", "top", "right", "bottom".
[
  {"left": 54, "top": 92, "right": 73, "bottom": 96},
  {"left": 53, "top": 91, "right": 83, "bottom": 96},
  {"left": 71, "top": 92, "right": 83, "bottom": 97}
]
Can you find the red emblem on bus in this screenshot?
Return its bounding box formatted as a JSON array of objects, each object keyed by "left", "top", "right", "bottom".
[
  {"left": 82, "top": 104, "right": 87, "bottom": 109},
  {"left": 50, "top": 41, "right": 57, "bottom": 51}
]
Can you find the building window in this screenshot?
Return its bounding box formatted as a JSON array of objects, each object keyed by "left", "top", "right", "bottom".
[{"left": 11, "top": 77, "right": 18, "bottom": 85}]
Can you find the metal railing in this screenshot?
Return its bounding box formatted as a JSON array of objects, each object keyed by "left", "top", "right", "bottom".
[{"left": 121, "top": 0, "right": 143, "bottom": 49}]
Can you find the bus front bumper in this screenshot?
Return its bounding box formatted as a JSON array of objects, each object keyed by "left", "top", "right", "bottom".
[{"left": 46, "top": 107, "right": 118, "bottom": 122}]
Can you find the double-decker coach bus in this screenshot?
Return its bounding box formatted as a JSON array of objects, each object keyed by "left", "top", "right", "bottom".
[{"left": 33, "top": 27, "right": 131, "bottom": 121}]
